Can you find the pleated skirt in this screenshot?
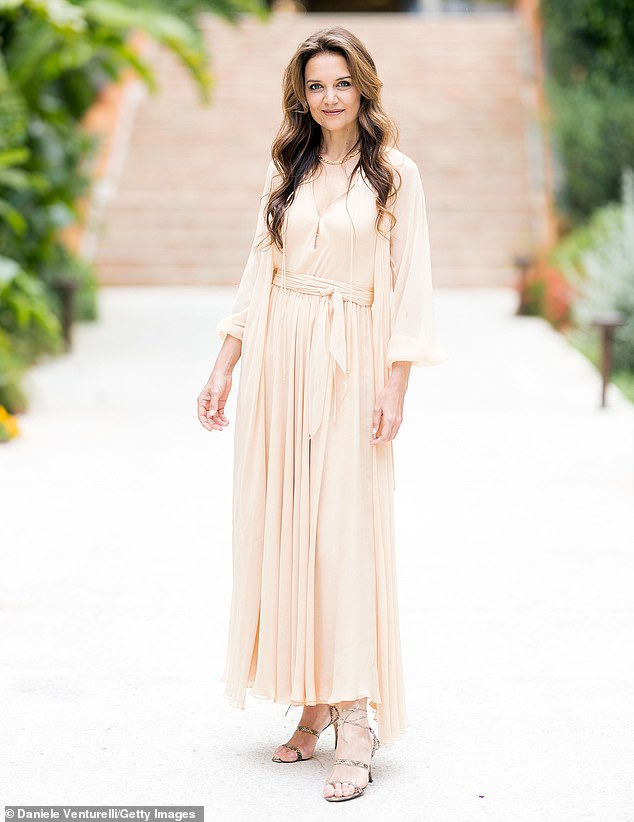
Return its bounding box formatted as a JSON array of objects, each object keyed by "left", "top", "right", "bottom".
[{"left": 220, "top": 271, "right": 410, "bottom": 746}]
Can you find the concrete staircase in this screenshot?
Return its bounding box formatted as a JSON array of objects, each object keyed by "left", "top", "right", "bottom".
[{"left": 93, "top": 11, "right": 548, "bottom": 287}]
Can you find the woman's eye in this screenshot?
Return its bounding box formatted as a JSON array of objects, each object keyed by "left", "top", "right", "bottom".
[{"left": 308, "top": 81, "right": 352, "bottom": 91}]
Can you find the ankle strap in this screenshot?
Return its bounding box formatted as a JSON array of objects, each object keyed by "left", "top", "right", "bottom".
[
  {"left": 334, "top": 704, "right": 370, "bottom": 732},
  {"left": 296, "top": 724, "right": 319, "bottom": 737},
  {"left": 334, "top": 758, "right": 369, "bottom": 770}
]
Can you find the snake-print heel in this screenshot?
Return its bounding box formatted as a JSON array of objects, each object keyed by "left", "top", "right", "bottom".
[{"left": 323, "top": 702, "right": 381, "bottom": 802}]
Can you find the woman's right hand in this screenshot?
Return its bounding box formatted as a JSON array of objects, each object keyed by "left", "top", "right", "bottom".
[{"left": 197, "top": 370, "right": 232, "bottom": 432}]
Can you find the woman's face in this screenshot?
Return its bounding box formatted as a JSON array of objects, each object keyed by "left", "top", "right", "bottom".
[{"left": 304, "top": 51, "right": 361, "bottom": 135}]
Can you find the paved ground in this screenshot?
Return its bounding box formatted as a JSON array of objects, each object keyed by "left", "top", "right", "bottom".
[{"left": 1, "top": 286, "right": 633, "bottom": 821}]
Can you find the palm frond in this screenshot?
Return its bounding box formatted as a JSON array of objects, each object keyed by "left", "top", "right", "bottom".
[
  {"left": 0, "top": 147, "right": 31, "bottom": 168},
  {"left": 83, "top": 0, "right": 212, "bottom": 98},
  {"left": 0, "top": 0, "right": 87, "bottom": 33},
  {"left": 0, "top": 199, "right": 28, "bottom": 234}
]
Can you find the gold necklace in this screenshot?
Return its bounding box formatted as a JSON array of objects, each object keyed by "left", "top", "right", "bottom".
[{"left": 318, "top": 146, "right": 360, "bottom": 165}]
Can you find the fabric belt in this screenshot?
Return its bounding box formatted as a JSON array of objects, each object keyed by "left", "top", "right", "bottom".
[{"left": 271, "top": 269, "right": 374, "bottom": 439}]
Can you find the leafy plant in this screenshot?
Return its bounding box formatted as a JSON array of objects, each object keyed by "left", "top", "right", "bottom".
[
  {"left": 0, "top": 254, "right": 63, "bottom": 411},
  {"left": 545, "top": 78, "right": 634, "bottom": 225},
  {"left": 539, "top": 0, "right": 634, "bottom": 90},
  {"left": 517, "top": 257, "right": 572, "bottom": 329},
  {"left": 563, "top": 166, "right": 634, "bottom": 372},
  {"left": 540, "top": 0, "right": 634, "bottom": 227}
]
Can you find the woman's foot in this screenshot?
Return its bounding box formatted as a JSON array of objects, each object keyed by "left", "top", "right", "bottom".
[
  {"left": 272, "top": 703, "right": 335, "bottom": 762},
  {"left": 323, "top": 699, "right": 376, "bottom": 799}
]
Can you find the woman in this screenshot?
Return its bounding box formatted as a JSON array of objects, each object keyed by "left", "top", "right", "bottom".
[{"left": 197, "top": 26, "right": 448, "bottom": 802}]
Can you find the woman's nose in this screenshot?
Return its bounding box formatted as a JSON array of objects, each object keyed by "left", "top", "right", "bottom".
[{"left": 324, "top": 87, "right": 338, "bottom": 104}]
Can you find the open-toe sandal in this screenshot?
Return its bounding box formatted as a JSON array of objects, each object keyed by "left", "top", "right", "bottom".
[
  {"left": 323, "top": 704, "right": 381, "bottom": 801},
  {"left": 272, "top": 704, "right": 339, "bottom": 763}
]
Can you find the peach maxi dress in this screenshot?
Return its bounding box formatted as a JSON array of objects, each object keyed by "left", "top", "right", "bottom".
[{"left": 216, "top": 147, "right": 448, "bottom": 747}]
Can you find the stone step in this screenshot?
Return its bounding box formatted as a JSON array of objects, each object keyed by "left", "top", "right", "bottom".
[
  {"left": 95, "top": 234, "right": 526, "bottom": 268},
  {"left": 104, "top": 177, "right": 531, "bottom": 205},
  {"left": 95, "top": 262, "right": 518, "bottom": 288},
  {"left": 114, "top": 149, "right": 528, "bottom": 178},
  {"left": 135, "top": 101, "right": 520, "bottom": 119},
  {"left": 93, "top": 11, "right": 544, "bottom": 288},
  {"left": 99, "top": 200, "right": 531, "bottom": 232},
  {"left": 100, "top": 204, "right": 530, "bottom": 231}
]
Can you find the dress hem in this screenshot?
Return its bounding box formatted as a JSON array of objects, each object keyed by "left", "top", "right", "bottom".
[
  {"left": 218, "top": 676, "right": 412, "bottom": 747},
  {"left": 219, "top": 675, "right": 381, "bottom": 710}
]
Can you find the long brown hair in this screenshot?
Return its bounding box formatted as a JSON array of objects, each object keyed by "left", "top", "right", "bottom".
[{"left": 265, "top": 26, "right": 401, "bottom": 250}]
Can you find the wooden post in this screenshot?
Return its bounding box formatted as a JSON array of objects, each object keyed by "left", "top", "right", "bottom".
[
  {"left": 514, "top": 253, "right": 535, "bottom": 315},
  {"left": 591, "top": 311, "right": 626, "bottom": 408}
]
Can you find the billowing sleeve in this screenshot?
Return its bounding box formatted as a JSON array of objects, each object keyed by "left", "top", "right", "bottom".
[
  {"left": 387, "top": 154, "right": 449, "bottom": 369},
  {"left": 216, "top": 158, "right": 276, "bottom": 343}
]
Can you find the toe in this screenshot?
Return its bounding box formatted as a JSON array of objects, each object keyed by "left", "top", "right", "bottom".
[
  {"left": 285, "top": 746, "right": 299, "bottom": 762},
  {"left": 278, "top": 745, "right": 297, "bottom": 762}
]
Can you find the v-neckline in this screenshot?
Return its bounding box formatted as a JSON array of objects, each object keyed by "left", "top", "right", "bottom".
[{"left": 310, "top": 168, "right": 360, "bottom": 221}]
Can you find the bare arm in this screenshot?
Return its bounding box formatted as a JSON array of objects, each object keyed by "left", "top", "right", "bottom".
[
  {"left": 371, "top": 153, "right": 447, "bottom": 445},
  {"left": 197, "top": 335, "right": 242, "bottom": 432},
  {"left": 370, "top": 360, "right": 412, "bottom": 445},
  {"left": 197, "top": 159, "right": 277, "bottom": 433}
]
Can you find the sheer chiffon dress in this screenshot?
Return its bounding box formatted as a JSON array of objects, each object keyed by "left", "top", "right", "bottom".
[{"left": 216, "top": 147, "right": 448, "bottom": 746}]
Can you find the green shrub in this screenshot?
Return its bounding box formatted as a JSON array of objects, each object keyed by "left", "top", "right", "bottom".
[
  {"left": 0, "top": 255, "right": 63, "bottom": 411},
  {"left": 540, "top": 0, "right": 634, "bottom": 226},
  {"left": 545, "top": 78, "right": 634, "bottom": 225},
  {"left": 561, "top": 167, "right": 634, "bottom": 373},
  {"left": 540, "top": 0, "right": 634, "bottom": 89}
]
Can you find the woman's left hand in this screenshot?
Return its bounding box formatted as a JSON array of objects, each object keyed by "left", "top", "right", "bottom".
[{"left": 370, "top": 362, "right": 412, "bottom": 445}]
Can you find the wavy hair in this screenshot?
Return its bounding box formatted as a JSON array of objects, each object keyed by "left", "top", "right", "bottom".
[{"left": 264, "top": 26, "right": 401, "bottom": 251}]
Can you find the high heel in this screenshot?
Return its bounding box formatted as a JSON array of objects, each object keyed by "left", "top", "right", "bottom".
[
  {"left": 272, "top": 704, "right": 339, "bottom": 763},
  {"left": 323, "top": 703, "right": 381, "bottom": 802}
]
